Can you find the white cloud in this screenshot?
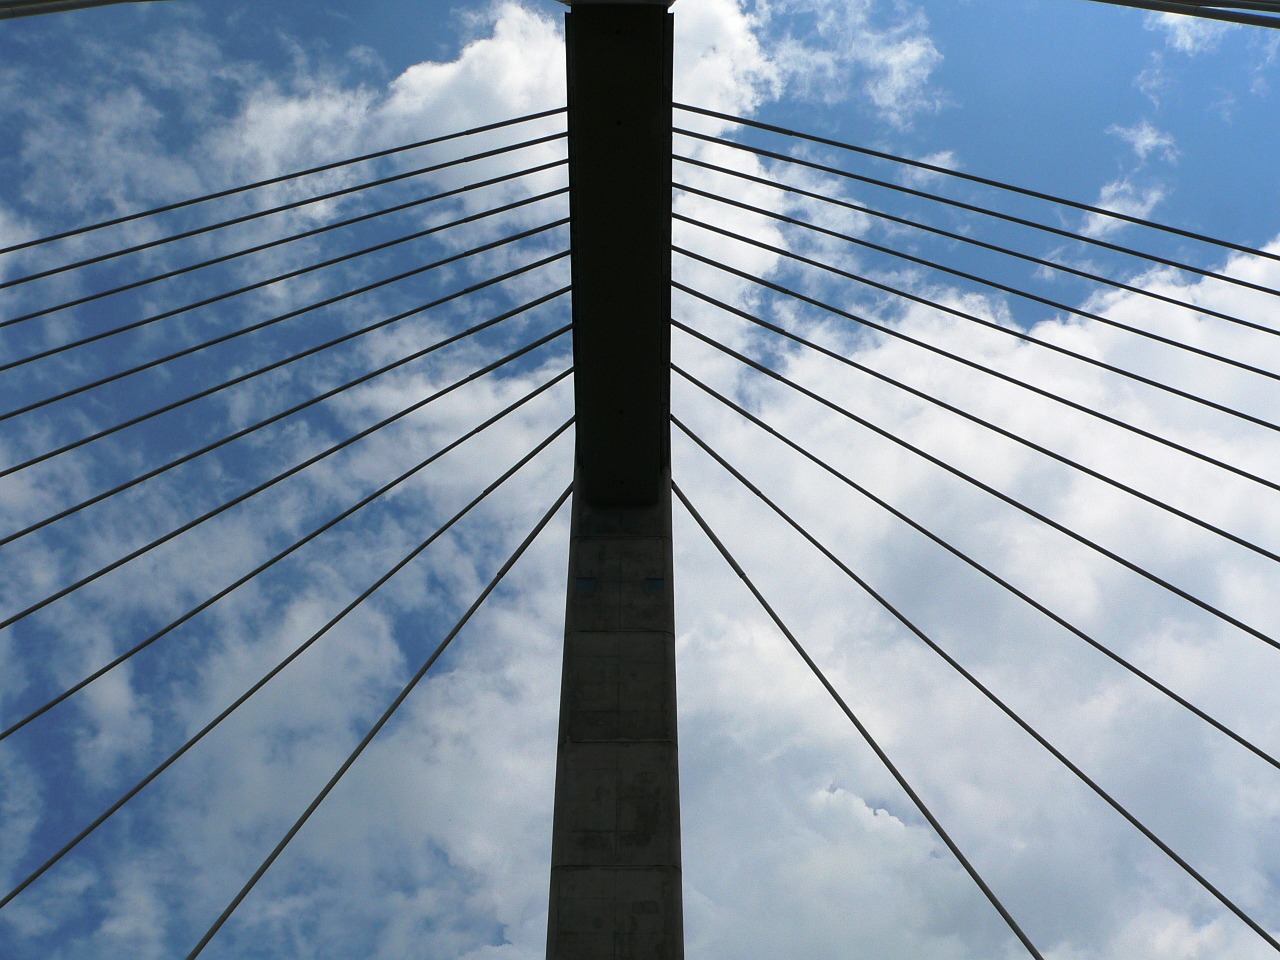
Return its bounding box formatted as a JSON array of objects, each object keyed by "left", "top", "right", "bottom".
[
  {"left": 675, "top": 0, "right": 782, "bottom": 115},
  {"left": 758, "top": 0, "right": 944, "bottom": 128},
  {"left": 379, "top": 3, "right": 566, "bottom": 139},
  {"left": 1136, "top": 52, "right": 1172, "bottom": 107},
  {"left": 897, "top": 149, "right": 961, "bottom": 188},
  {"left": 0, "top": 747, "right": 41, "bottom": 893},
  {"left": 1144, "top": 11, "right": 1236, "bottom": 55},
  {"left": 1108, "top": 120, "right": 1179, "bottom": 164},
  {"left": 1081, "top": 178, "right": 1168, "bottom": 239},
  {"left": 70, "top": 661, "right": 155, "bottom": 787},
  {"left": 856, "top": 29, "right": 943, "bottom": 128},
  {"left": 95, "top": 858, "right": 168, "bottom": 960}
]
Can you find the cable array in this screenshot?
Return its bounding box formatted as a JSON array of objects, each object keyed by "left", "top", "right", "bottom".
[
  {"left": 1, "top": 201, "right": 567, "bottom": 384},
  {"left": 676, "top": 155, "right": 1280, "bottom": 341},
  {"left": 1, "top": 106, "right": 565, "bottom": 262},
  {"left": 674, "top": 456, "right": 1278, "bottom": 952},
  {"left": 185, "top": 480, "right": 573, "bottom": 957},
  {"left": 5, "top": 94, "right": 1279, "bottom": 958},
  {"left": 670, "top": 380, "right": 1280, "bottom": 772},
  {"left": 673, "top": 285, "right": 1280, "bottom": 561},
  {"left": 1, "top": 426, "right": 574, "bottom": 914},
  {"left": 2, "top": 311, "right": 571, "bottom": 627},
  {"left": 673, "top": 127, "right": 1280, "bottom": 303},
  {"left": 670, "top": 105, "right": 1280, "bottom": 954},
  {"left": 0, "top": 369, "right": 573, "bottom": 742},
  {"left": 0, "top": 113, "right": 575, "bottom": 947},
  {"left": 4, "top": 156, "right": 567, "bottom": 329},
  {"left": 675, "top": 103, "right": 1280, "bottom": 271},
  {"left": 674, "top": 480, "right": 1047, "bottom": 959},
  {"left": 675, "top": 195, "right": 1280, "bottom": 384},
  {"left": 673, "top": 312, "right": 1277, "bottom": 641},
  {"left": 1, "top": 252, "right": 568, "bottom": 480}
]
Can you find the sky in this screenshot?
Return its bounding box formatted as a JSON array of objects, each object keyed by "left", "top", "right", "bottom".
[{"left": 2, "top": 0, "right": 1280, "bottom": 958}]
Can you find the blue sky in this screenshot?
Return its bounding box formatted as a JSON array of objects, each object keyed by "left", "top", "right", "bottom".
[{"left": 2, "top": 1, "right": 1280, "bottom": 958}]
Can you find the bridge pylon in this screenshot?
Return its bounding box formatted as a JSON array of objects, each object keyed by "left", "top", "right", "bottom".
[{"left": 546, "top": 3, "right": 684, "bottom": 959}]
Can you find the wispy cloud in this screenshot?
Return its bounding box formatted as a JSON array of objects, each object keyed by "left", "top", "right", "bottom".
[
  {"left": 1080, "top": 177, "right": 1167, "bottom": 238},
  {"left": 755, "top": 0, "right": 945, "bottom": 129},
  {"left": 1108, "top": 119, "right": 1179, "bottom": 164},
  {"left": 1144, "top": 11, "right": 1236, "bottom": 55}
]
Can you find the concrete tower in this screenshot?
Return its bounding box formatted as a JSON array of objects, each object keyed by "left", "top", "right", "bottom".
[{"left": 545, "top": 2, "right": 683, "bottom": 958}]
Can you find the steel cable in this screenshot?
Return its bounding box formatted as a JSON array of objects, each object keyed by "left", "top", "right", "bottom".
[
  {"left": 1074, "top": 0, "right": 1280, "bottom": 28},
  {"left": 0, "top": 130, "right": 566, "bottom": 291},
  {"left": 674, "top": 155, "right": 1280, "bottom": 340},
  {"left": 671, "top": 401, "right": 1280, "bottom": 772},
  {"left": 0, "top": 219, "right": 568, "bottom": 423},
  {"left": 673, "top": 103, "right": 1280, "bottom": 265},
  {"left": 1, "top": 251, "right": 567, "bottom": 479},
  {"left": 672, "top": 480, "right": 1046, "bottom": 960},
  {"left": 676, "top": 285, "right": 1280, "bottom": 564},
  {"left": 674, "top": 247, "right": 1280, "bottom": 437},
  {"left": 2, "top": 190, "right": 567, "bottom": 373},
  {"left": 672, "top": 473, "right": 1280, "bottom": 953},
  {"left": 672, "top": 129, "right": 1280, "bottom": 301},
  {"left": 185, "top": 478, "right": 573, "bottom": 958},
  {"left": 4, "top": 159, "right": 567, "bottom": 328},
  {"left": 0, "top": 1, "right": 187, "bottom": 18},
  {"left": 2, "top": 290, "right": 569, "bottom": 549},
  {"left": 0, "top": 319, "right": 571, "bottom": 629},
  {"left": 0, "top": 107, "right": 565, "bottom": 257},
  {"left": 0, "top": 369, "right": 571, "bottom": 741},
  {"left": 0, "top": 424, "right": 573, "bottom": 913},
  {"left": 671, "top": 321, "right": 1280, "bottom": 653},
  {"left": 675, "top": 198, "right": 1280, "bottom": 384}
]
